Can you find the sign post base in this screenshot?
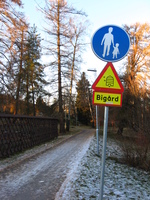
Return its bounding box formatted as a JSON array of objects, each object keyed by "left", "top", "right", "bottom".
[{"left": 99, "top": 106, "right": 109, "bottom": 200}]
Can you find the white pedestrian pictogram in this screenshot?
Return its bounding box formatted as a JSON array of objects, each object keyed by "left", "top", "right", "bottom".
[
  {"left": 101, "top": 27, "right": 114, "bottom": 57},
  {"left": 112, "top": 43, "right": 119, "bottom": 58}
]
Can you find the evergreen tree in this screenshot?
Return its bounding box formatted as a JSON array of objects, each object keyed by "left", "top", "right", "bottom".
[
  {"left": 24, "top": 25, "right": 49, "bottom": 116},
  {"left": 76, "top": 72, "right": 92, "bottom": 125}
]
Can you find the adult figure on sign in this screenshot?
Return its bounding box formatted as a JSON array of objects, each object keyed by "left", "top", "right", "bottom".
[{"left": 101, "top": 27, "right": 114, "bottom": 57}]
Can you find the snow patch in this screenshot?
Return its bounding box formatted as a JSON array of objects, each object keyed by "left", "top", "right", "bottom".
[
  {"left": 55, "top": 136, "right": 150, "bottom": 199},
  {"left": 55, "top": 135, "right": 93, "bottom": 200}
]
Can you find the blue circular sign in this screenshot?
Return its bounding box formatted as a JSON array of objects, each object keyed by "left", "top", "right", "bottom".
[{"left": 91, "top": 25, "right": 130, "bottom": 62}]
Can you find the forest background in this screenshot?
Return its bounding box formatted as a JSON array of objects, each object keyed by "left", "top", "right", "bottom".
[{"left": 0, "top": 0, "right": 150, "bottom": 142}]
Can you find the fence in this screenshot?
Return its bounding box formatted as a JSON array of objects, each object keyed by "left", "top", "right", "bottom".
[{"left": 0, "top": 114, "right": 58, "bottom": 158}]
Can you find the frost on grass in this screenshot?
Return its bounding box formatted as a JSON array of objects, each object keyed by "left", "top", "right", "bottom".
[{"left": 59, "top": 136, "right": 150, "bottom": 200}]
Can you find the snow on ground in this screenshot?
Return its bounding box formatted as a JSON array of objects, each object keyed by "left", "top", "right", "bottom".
[
  {"left": 56, "top": 135, "right": 150, "bottom": 200},
  {"left": 55, "top": 133, "right": 93, "bottom": 200},
  {"left": 0, "top": 135, "right": 72, "bottom": 172}
]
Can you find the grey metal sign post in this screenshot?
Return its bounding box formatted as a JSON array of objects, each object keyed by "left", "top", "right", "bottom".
[
  {"left": 99, "top": 106, "right": 109, "bottom": 200},
  {"left": 91, "top": 25, "right": 130, "bottom": 200},
  {"left": 96, "top": 105, "right": 99, "bottom": 155}
]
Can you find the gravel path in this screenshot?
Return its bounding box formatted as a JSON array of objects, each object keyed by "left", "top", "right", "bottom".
[{"left": 0, "top": 129, "right": 94, "bottom": 200}]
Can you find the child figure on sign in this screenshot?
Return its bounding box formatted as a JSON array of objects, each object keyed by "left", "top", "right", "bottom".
[{"left": 112, "top": 43, "right": 119, "bottom": 59}]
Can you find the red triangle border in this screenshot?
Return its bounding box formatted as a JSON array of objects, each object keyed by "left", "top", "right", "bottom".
[{"left": 92, "top": 62, "right": 124, "bottom": 93}]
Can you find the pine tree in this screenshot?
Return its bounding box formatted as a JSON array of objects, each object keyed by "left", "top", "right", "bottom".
[
  {"left": 76, "top": 72, "right": 92, "bottom": 125},
  {"left": 24, "top": 25, "right": 49, "bottom": 116}
]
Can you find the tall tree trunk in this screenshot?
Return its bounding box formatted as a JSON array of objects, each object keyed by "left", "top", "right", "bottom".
[
  {"left": 67, "top": 41, "right": 76, "bottom": 131},
  {"left": 15, "top": 31, "right": 24, "bottom": 114},
  {"left": 57, "top": 0, "right": 64, "bottom": 134},
  {"left": 26, "top": 70, "right": 30, "bottom": 115},
  {"left": 15, "top": 74, "right": 21, "bottom": 115},
  {"left": 32, "top": 88, "right": 36, "bottom": 116},
  {"left": 143, "top": 97, "right": 146, "bottom": 130}
]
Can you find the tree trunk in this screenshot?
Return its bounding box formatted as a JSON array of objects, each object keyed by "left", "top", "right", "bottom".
[
  {"left": 15, "top": 31, "right": 24, "bottom": 115},
  {"left": 26, "top": 70, "right": 30, "bottom": 115},
  {"left": 57, "top": 1, "right": 64, "bottom": 134},
  {"left": 68, "top": 35, "right": 78, "bottom": 131},
  {"left": 32, "top": 86, "right": 36, "bottom": 116},
  {"left": 117, "top": 126, "right": 123, "bottom": 135}
]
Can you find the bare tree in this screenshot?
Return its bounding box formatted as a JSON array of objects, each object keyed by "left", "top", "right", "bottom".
[
  {"left": 39, "top": 0, "right": 87, "bottom": 134},
  {"left": 0, "top": 0, "right": 28, "bottom": 114},
  {"left": 0, "top": 0, "right": 23, "bottom": 93},
  {"left": 67, "top": 18, "right": 89, "bottom": 131},
  {"left": 14, "top": 17, "right": 28, "bottom": 114},
  {"left": 118, "top": 23, "right": 150, "bottom": 134}
]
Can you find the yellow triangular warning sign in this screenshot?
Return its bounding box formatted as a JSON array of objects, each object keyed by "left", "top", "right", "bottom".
[{"left": 92, "top": 62, "right": 124, "bottom": 93}]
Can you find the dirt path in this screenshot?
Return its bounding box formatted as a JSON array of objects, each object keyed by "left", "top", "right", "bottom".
[{"left": 0, "top": 129, "right": 94, "bottom": 200}]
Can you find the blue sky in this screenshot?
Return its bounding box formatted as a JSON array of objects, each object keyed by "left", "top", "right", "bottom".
[{"left": 22, "top": 0, "right": 150, "bottom": 83}]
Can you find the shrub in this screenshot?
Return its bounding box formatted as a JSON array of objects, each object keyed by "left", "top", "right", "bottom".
[{"left": 120, "top": 132, "right": 150, "bottom": 171}]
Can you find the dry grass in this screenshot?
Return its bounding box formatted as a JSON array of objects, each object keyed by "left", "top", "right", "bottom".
[{"left": 106, "top": 127, "right": 150, "bottom": 171}]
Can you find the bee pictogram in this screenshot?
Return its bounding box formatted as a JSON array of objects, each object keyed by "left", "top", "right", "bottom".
[{"left": 105, "top": 76, "right": 114, "bottom": 87}]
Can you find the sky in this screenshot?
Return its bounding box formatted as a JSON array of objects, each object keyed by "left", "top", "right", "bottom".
[{"left": 21, "top": 0, "right": 150, "bottom": 84}]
